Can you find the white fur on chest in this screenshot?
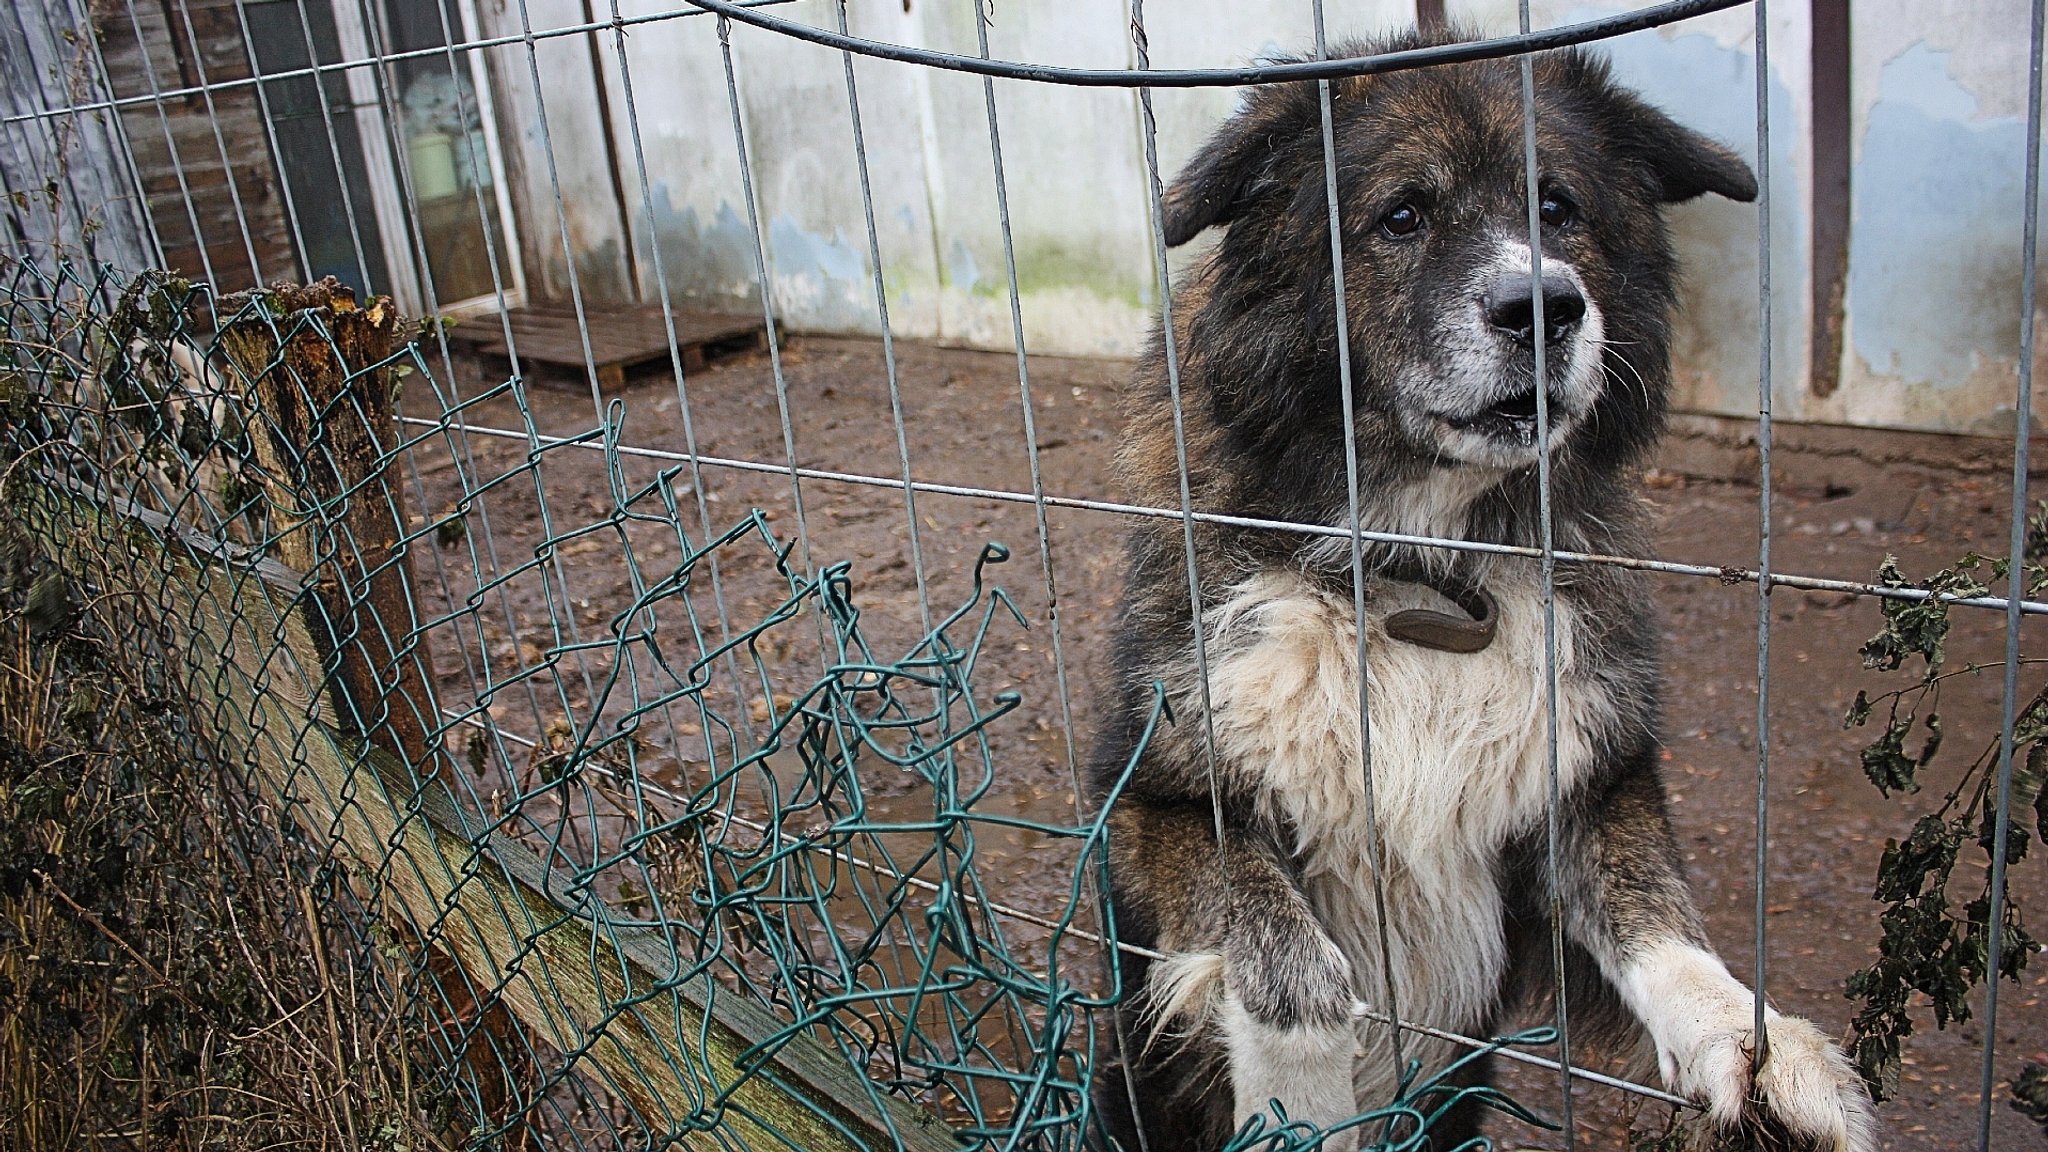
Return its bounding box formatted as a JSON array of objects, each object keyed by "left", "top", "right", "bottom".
[
  {"left": 1300, "top": 470, "right": 1503, "bottom": 578},
  {"left": 1196, "top": 568, "right": 1609, "bottom": 1047}
]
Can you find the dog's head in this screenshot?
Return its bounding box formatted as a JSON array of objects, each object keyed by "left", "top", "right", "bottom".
[{"left": 1162, "top": 37, "right": 1755, "bottom": 476}]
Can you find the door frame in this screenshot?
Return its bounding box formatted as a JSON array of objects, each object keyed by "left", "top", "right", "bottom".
[{"left": 329, "top": 0, "right": 525, "bottom": 318}]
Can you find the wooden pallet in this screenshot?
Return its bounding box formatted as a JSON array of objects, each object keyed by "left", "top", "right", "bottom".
[{"left": 450, "top": 303, "right": 769, "bottom": 390}]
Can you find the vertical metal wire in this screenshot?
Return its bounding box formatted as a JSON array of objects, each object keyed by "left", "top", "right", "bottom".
[
  {"left": 1117, "top": 49, "right": 1269, "bottom": 1142},
  {"left": 509, "top": 0, "right": 611, "bottom": 415},
  {"left": 492, "top": 0, "right": 623, "bottom": 725},
  {"left": 1979, "top": 1, "right": 2044, "bottom": 1145},
  {"left": 464, "top": 0, "right": 679, "bottom": 860},
  {"left": 931, "top": 0, "right": 1051, "bottom": 1079},
  {"left": 166, "top": 0, "right": 267, "bottom": 283},
  {"left": 956, "top": 4, "right": 1098, "bottom": 1021},
  {"left": 713, "top": 15, "right": 818, "bottom": 580},
  {"left": 1125, "top": 5, "right": 1228, "bottom": 873},
  {"left": 602, "top": 1, "right": 759, "bottom": 754},
  {"left": 228, "top": 0, "right": 315, "bottom": 284},
  {"left": 456, "top": 0, "right": 530, "bottom": 307},
  {"left": 405, "top": 0, "right": 566, "bottom": 771},
  {"left": 423, "top": 0, "right": 606, "bottom": 881},
  {"left": 706, "top": 29, "right": 865, "bottom": 994},
  {"left": 942, "top": 0, "right": 1108, "bottom": 1060},
  {"left": 1116, "top": 12, "right": 1211, "bottom": 1146},
  {"left": 720, "top": 0, "right": 933, "bottom": 1036},
  {"left": 1515, "top": 2, "right": 1576, "bottom": 1143},
  {"left": 280, "top": 0, "right": 380, "bottom": 291},
  {"left": 60, "top": 0, "right": 167, "bottom": 271},
  {"left": 109, "top": 3, "right": 223, "bottom": 287},
  {"left": 1749, "top": 0, "right": 1776, "bottom": 1072},
  {"left": 831, "top": 0, "right": 935, "bottom": 639},
  {"left": 332, "top": 0, "right": 458, "bottom": 773},
  {"left": 960, "top": 0, "right": 1059, "bottom": 677},
  {"left": 350, "top": 0, "right": 548, "bottom": 814},
  {"left": 1310, "top": 0, "right": 1406, "bottom": 1081},
  {"left": 266, "top": 1, "right": 381, "bottom": 302}
]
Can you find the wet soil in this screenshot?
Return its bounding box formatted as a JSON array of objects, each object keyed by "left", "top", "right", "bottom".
[{"left": 407, "top": 333, "right": 2046, "bottom": 1150}]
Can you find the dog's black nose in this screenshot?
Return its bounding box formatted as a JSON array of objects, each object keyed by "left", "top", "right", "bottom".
[{"left": 1482, "top": 272, "right": 1586, "bottom": 347}]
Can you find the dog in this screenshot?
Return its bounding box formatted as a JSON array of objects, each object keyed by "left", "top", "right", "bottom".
[{"left": 1086, "top": 30, "right": 1880, "bottom": 1152}]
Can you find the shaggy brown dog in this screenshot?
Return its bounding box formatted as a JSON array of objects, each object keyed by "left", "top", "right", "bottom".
[{"left": 1088, "top": 31, "right": 1878, "bottom": 1152}]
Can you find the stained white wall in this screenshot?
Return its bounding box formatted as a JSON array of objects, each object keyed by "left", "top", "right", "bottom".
[
  {"left": 474, "top": 0, "right": 1407, "bottom": 360},
  {"left": 1826, "top": 0, "right": 2047, "bottom": 435},
  {"left": 473, "top": 0, "right": 2046, "bottom": 434}
]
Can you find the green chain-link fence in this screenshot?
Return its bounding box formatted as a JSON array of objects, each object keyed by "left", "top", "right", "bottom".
[{"left": 0, "top": 257, "right": 1546, "bottom": 1150}]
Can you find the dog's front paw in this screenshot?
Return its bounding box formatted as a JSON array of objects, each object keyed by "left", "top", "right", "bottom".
[
  {"left": 1627, "top": 942, "right": 1877, "bottom": 1151},
  {"left": 1662, "top": 1008, "right": 1877, "bottom": 1152}
]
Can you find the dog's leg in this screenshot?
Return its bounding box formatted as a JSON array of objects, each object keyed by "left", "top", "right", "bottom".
[
  {"left": 1110, "top": 801, "right": 1361, "bottom": 1151},
  {"left": 1556, "top": 765, "right": 1878, "bottom": 1152},
  {"left": 1217, "top": 836, "right": 1361, "bottom": 1151},
  {"left": 1218, "top": 994, "right": 1358, "bottom": 1147}
]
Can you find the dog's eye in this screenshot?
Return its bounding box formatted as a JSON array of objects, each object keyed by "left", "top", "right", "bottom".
[
  {"left": 1379, "top": 203, "right": 1424, "bottom": 238},
  {"left": 1539, "top": 194, "right": 1576, "bottom": 228}
]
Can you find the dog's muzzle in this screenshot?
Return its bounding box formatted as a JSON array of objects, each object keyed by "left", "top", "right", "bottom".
[{"left": 1443, "top": 385, "right": 1573, "bottom": 447}]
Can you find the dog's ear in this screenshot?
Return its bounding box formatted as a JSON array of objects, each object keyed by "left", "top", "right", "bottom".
[
  {"left": 1161, "top": 95, "right": 1304, "bottom": 246},
  {"left": 1625, "top": 104, "right": 1758, "bottom": 204}
]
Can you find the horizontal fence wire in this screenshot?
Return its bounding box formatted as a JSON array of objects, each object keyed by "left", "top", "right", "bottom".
[
  {"left": 1, "top": 0, "right": 2041, "bottom": 1149},
  {"left": 394, "top": 416, "right": 2048, "bottom": 617}
]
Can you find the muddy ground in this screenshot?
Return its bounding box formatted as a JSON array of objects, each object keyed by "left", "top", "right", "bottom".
[{"left": 405, "top": 333, "right": 2045, "bottom": 1150}]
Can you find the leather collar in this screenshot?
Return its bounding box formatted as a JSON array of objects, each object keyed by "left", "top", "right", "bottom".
[{"left": 1384, "top": 581, "right": 1499, "bottom": 653}]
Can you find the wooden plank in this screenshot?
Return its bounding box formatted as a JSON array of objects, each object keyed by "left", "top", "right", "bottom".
[
  {"left": 447, "top": 303, "right": 769, "bottom": 385},
  {"left": 94, "top": 0, "right": 291, "bottom": 290},
  {"left": 462, "top": 307, "right": 766, "bottom": 352},
  {"left": 19, "top": 475, "right": 953, "bottom": 1152}
]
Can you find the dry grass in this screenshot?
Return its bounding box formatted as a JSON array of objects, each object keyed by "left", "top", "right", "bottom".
[{"left": 0, "top": 515, "right": 451, "bottom": 1152}]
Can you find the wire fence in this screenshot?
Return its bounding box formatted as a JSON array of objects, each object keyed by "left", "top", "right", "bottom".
[
  {"left": 0, "top": 254, "right": 1563, "bottom": 1149},
  {"left": 0, "top": 0, "right": 2043, "bottom": 1150}
]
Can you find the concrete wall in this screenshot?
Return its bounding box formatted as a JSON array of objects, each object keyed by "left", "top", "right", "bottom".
[
  {"left": 472, "top": 0, "right": 2045, "bottom": 435},
  {"left": 473, "top": 0, "right": 1406, "bottom": 360},
  {"left": 1830, "top": 0, "right": 2044, "bottom": 435}
]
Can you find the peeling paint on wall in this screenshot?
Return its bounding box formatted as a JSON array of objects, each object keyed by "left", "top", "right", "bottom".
[
  {"left": 1820, "top": 0, "right": 2048, "bottom": 435},
  {"left": 944, "top": 238, "right": 980, "bottom": 294},
  {"left": 767, "top": 214, "right": 876, "bottom": 333},
  {"left": 1563, "top": 7, "right": 1811, "bottom": 422},
  {"left": 1845, "top": 44, "right": 2027, "bottom": 408},
  {"left": 637, "top": 187, "right": 760, "bottom": 305}
]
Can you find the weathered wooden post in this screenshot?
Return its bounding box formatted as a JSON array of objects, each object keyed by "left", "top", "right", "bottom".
[
  {"left": 182, "top": 279, "right": 949, "bottom": 1150},
  {"left": 215, "top": 279, "right": 439, "bottom": 761},
  {"left": 214, "top": 278, "right": 541, "bottom": 1143}
]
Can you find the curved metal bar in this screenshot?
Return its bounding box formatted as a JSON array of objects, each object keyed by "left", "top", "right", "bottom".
[{"left": 682, "top": 0, "right": 1749, "bottom": 87}]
